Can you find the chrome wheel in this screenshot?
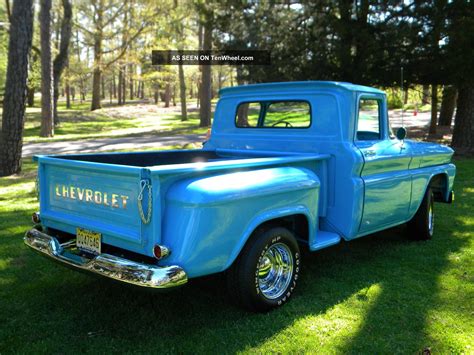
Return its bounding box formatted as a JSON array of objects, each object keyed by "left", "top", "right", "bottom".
[
  {"left": 428, "top": 203, "right": 434, "bottom": 235},
  {"left": 407, "top": 188, "right": 435, "bottom": 241},
  {"left": 257, "top": 242, "right": 294, "bottom": 300}
]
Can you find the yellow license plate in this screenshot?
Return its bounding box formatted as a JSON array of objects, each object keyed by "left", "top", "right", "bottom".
[{"left": 76, "top": 228, "right": 101, "bottom": 254}]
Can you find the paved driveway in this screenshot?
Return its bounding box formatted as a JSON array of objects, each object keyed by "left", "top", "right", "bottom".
[
  {"left": 389, "top": 110, "right": 431, "bottom": 128},
  {"left": 22, "top": 133, "right": 206, "bottom": 157}
]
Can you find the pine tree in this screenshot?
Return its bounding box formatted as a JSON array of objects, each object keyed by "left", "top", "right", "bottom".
[
  {"left": 39, "top": 0, "right": 54, "bottom": 137},
  {"left": 0, "top": 0, "right": 34, "bottom": 176}
]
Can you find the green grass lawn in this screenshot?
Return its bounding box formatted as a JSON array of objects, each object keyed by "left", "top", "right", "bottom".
[
  {"left": 0, "top": 99, "right": 210, "bottom": 144},
  {"left": 0, "top": 157, "right": 472, "bottom": 353}
]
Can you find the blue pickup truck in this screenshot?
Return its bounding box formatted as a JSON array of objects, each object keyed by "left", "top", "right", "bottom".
[{"left": 25, "top": 81, "right": 455, "bottom": 312}]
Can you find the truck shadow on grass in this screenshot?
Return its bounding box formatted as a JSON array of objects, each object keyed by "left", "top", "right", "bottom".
[{"left": 0, "top": 207, "right": 468, "bottom": 353}]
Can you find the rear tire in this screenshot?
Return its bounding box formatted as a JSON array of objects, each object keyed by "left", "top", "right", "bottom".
[
  {"left": 227, "top": 227, "right": 300, "bottom": 312},
  {"left": 408, "top": 187, "right": 434, "bottom": 240}
]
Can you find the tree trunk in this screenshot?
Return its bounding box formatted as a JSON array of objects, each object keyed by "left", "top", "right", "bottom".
[
  {"left": 112, "top": 72, "right": 116, "bottom": 98},
  {"left": 179, "top": 62, "right": 187, "bottom": 121},
  {"left": 154, "top": 88, "right": 159, "bottom": 104},
  {"left": 129, "top": 64, "right": 134, "bottom": 100},
  {"left": 199, "top": 14, "right": 212, "bottom": 127},
  {"left": 101, "top": 75, "right": 105, "bottom": 99},
  {"left": 74, "top": 23, "right": 83, "bottom": 104},
  {"left": 429, "top": 84, "right": 438, "bottom": 135},
  {"left": 90, "top": 4, "right": 103, "bottom": 111},
  {"left": 337, "top": 0, "right": 353, "bottom": 81},
  {"left": 118, "top": 68, "right": 123, "bottom": 105},
  {"left": 91, "top": 66, "right": 102, "bottom": 110},
  {"left": 65, "top": 79, "right": 71, "bottom": 108},
  {"left": 71, "top": 86, "right": 75, "bottom": 101},
  {"left": 451, "top": 86, "right": 474, "bottom": 154},
  {"left": 236, "top": 102, "right": 249, "bottom": 127},
  {"left": 353, "top": 0, "right": 369, "bottom": 83},
  {"left": 197, "top": 21, "right": 202, "bottom": 110},
  {"left": 121, "top": 65, "right": 126, "bottom": 104},
  {"left": 140, "top": 81, "right": 145, "bottom": 99},
  {"left": 438, "top": 86, "right": 457, "bottom": 126},
  {"left": 117, "top": 5, "right": 128, "bottom": 106},
  {"left": 422, "top": 84, "right": 430, "bottom": 105},
  {"left": 27, "top": 86, "right": 35, "bottom": 107},
  {"left": 52, "top": 0, "right": 72, "bottom": 125},
  {"left": 196, "top": 82, "right": 200, "bottom": 108},
  {"left": 78, "top": 82, "right": 84, "bottom": 103},
  {"left": 198, "top": 21, "right": 203, "bottom": 50},
  {"left": 40, "top": 0, "right": 54, "bottom": 137},
  {"left": 0, "top": 0, "right": 34, "bottom": 176},
  {"left": 164, "top": 82, "right": 170, "bottom": 108},
  {"left": 211, "top": 83, "right": 216, "bottom": 100}
]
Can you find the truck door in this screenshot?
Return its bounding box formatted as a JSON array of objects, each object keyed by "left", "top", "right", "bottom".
[{"left": 355, "top": 95, "right": 412, "bottom": 235}]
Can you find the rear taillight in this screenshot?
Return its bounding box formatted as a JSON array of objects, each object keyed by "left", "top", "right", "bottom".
[{"left": 153, "top": 245, "right": 170, "bottom": 260}]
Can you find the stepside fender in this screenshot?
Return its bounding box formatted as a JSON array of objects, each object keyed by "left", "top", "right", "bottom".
[
  {"left": 162, "top": 166, "right": 320, "bottom": 278},
  {"left": 223, "top": 205, "right": 316, "bottom": 271}
]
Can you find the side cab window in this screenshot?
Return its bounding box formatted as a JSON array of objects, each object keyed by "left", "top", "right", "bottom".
[{"left": 356, "top": 98, "right": 383, "bottom": 141}]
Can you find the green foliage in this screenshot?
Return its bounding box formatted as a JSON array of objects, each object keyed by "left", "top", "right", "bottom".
[
  {"left": 387, "top": 93, "right": 403, "bottom": 110},
  {"left": 444, "top": 1, "right": 474, "bottom": 85},
  {"left": 0, "top": 157, "right": 472, "bottom": 353},
  {"left": 1, "top": 0, "right": 472, "bottom": 110},
  {"left": 27, "top": 54, "right": 41, "bottom": 90},
  {"left": 211, "top": 1, "right": 473, "bottom": 87}
]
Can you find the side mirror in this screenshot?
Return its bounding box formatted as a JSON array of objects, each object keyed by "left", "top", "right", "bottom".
[{"left": 396, "top": 127, "right": 407, "bottom": 140}]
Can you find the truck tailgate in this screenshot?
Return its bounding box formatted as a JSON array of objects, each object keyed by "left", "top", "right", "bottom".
[{"left": 37, "top": 156, "right": 158, "bottom": 257}]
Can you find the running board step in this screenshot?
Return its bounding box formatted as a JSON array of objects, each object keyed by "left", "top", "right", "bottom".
[{"left": 310, "top": 230, "right": 341, "bottom": 251}]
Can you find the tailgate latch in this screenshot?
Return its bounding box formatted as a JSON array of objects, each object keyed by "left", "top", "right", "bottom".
[{"left": 138, "top": 179, "right": 152, "bottom": 224}]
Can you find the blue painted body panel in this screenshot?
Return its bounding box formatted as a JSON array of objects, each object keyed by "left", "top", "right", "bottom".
[
  {"left": 162, "top": 167, "right": 320, "bottom": 277},
  {"left": 35, "top": 81, "right": 456, "bottom": 279}
]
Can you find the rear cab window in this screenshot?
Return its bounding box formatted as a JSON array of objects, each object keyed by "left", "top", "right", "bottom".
[{"left": 235, "top": 101, "right": 311, "bottom": 128}]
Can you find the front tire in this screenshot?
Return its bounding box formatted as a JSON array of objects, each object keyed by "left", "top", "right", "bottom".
[
  {"left": 408, "top": 187, "right": 434, "bottom": 240},
  {"left": 227, "top": 227, "right": 300, "bottom": 312}
]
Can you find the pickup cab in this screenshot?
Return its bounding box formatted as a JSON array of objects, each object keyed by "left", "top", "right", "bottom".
[{"left": 25, "top": 81, "right": 455, "bottom": 312}]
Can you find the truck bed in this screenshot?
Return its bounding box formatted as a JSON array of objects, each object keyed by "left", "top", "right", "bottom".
[
  {"left": 36, "top": 149, "right": 330, "bottom": 259},
  {"left": 55, "top": 150, "right": 240, "bottom": 167}
]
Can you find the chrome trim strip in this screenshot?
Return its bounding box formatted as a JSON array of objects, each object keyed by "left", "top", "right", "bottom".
[{"left": 24, "top": 228, "right": 187, "bottom": 289}]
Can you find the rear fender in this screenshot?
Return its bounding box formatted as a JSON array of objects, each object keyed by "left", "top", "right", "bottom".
[
  {"left": 162, "top": 166, "right": 320, "bottom": 278},
  {"left": 223, "top": 206, "right": 316, "bottom": 271}
]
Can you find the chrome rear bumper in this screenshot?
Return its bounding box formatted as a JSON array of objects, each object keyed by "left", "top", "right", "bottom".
[{"left": 24, "top": 228, "right": 187, "bottom": 289}]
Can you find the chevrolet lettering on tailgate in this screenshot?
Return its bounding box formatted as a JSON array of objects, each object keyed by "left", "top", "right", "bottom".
[{"left": 55, "top": 184, "right": 129, "bottom": 209}]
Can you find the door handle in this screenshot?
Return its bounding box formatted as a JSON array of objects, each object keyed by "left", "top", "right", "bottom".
[{"left": 364, "top": 150, "right": 376, "bottom": 157}]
